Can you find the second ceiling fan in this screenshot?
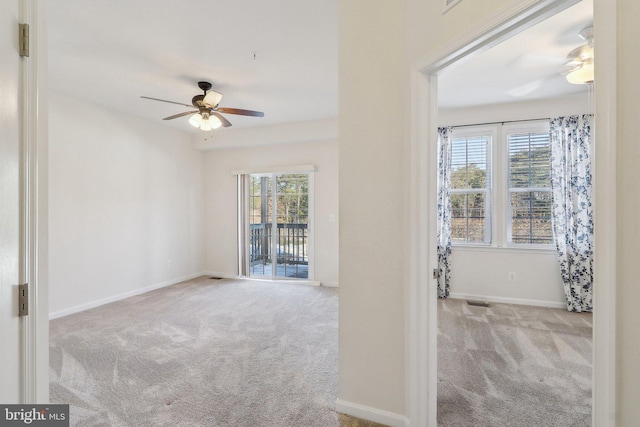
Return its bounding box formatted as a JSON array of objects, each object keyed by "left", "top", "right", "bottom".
[{"left": 141, "top": 81, "right": 264, "bottom": 131}]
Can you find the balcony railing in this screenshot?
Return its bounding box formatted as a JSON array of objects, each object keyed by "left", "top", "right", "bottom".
[{"left": 250, "top": 223, "right": 308, "bottom": 266}]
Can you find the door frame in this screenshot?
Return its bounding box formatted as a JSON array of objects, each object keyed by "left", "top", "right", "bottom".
[
  {"left": 235, "top": 165, "right": 316, "bottom": 281},
  {"left": 407, "top": 0, "right": 616, "bottom": 426},
  {"left": 20, "top": 0, "right": 48, "bottom": 404}
]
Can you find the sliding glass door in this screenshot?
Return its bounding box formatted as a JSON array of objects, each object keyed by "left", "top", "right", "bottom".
[{"left": 245, "top": 172, "right": 311, "bottom": 279}]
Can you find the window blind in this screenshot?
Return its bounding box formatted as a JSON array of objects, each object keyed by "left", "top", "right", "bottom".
[
  {"left": 508, "top": 132, "right": 551, "bottom": 188},
  {"left": 507, "top": 131, "right": 553, "bottom": 244},
  {"left": 451, "top": 136, "right": 489, "bottom": 189},
  {"left": 450, "top": 135, "right": 490, "bottom": 243}
]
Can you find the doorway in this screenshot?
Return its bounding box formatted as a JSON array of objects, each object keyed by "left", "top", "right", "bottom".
[
  {"left": 406, "top": 0, "right": 616, "bottom": 426},
  {"left": 436, "top": 3, "right": 594, "bottom": 425},
  {"left": 244, "top": 172, "right": 312, "bottom": 280}
]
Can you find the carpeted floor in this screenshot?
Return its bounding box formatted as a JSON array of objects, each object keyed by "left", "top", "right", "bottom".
[
  {"left": 437, "top": 298, "right": 593, "bottom": 427},
  {"left": 50, "top": 277, "right": 592, "bottom": 426},
  {"left": 49, "top": 277, "right": 385, "bottom": 427}
]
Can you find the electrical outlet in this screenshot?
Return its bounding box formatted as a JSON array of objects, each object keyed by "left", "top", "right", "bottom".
[{"left": 508, "top": 272, "right": 516, "bottom": 282}]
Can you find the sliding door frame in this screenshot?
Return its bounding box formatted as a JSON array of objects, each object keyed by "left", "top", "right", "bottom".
[{"left": 234, "top": 165, "right": 316, "bottom": 281}]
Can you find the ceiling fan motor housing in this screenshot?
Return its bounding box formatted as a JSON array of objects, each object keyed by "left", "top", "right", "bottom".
[{"left": 192, "top": 94, "right": 205, "bottom": 107}]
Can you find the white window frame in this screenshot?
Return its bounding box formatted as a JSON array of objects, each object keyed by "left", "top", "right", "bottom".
[
  {"left": 447, "top": 121, "right": 554, "bottom": 251},
  {"left": 449, "top": 126, "right": 495, "bottom": 246},
  {"left": 503, "top": 121, "right": 554, "bottom": 249}
]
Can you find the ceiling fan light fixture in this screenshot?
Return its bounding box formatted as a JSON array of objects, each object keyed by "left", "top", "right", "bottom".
[
  {"left": 188, "top": 113, "right": 202, "bottom": 128},
  {"left": 565, "top": 25, "right": 594, "bottom": 85},
  {"left": 567, "top": 44, "right": 594, "bottom": 64},
  {"left": 194, "top": 112, "right": 222, "bottom": 131},
  {"left": 566, "top": 61, "right": 594, "bottom": 85},
  {"left": 200, "top": 117, "right": 213, "bottom": 131},
  {"left": 209, "top": 115, "right": 222, "bottom": 130}
]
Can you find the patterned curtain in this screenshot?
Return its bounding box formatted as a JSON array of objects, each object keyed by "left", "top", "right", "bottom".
[
  {"left": 549, "top": 115, "right": 593, "bottom": 312},
  {"left": 437, "top": 127, "right": 453, "bottom": 298}
]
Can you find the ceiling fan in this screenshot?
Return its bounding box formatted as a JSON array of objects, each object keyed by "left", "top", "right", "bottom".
[
  {"left": 141, "top": 81, "right": 264, "bottom": 130},
  {"left": 564, "top": 26, "right": 594, "bottom": 85}
]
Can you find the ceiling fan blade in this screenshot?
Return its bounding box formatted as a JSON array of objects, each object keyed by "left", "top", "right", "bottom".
[
  {"left": 211, "top": 112, "right": 232, "bottom": 128},
  {"left": 141, "top": 96, "right": 193, "bottom": 108},
  {"left": 216, "top": 107, "right": 264, "bottom": 117},
  {"left": 162, "top": 111, "right": 198, "bottom": 120}
]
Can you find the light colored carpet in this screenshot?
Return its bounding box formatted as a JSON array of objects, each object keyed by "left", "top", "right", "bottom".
[
  {"left": 50, "top": 277, "right": 386, "bottom": 427},
  {"left": 437, "top": 298, "right": 592, "bottom": 427},
  {"left": 51, "top": 277, "right": 590, "bottom": 426}
]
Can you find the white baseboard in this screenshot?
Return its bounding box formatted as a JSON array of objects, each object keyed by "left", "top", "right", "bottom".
[
  {"left": 49, "top": 272, "right": 206, "bottom": 320},
  {"left": 449, "top": 292, "right": 567, "bottom": 309},
  {"left": 320, "top": 281, "right": 339, "bottom": 288},
  {"left": 335, "top": 399, "right": 409, "bottom": 427}
]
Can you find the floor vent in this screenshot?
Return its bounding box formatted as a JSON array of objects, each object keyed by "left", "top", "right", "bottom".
[
  {"left": 467, "top": 300, "right": 490, "bottom": 307},
  {"left": 209, "top": 276, "right": 224, "bottom": 280}
]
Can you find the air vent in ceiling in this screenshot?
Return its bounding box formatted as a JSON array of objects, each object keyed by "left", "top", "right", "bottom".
[{"left": 443, "top": 0, "right": 462, "bottom": 14}]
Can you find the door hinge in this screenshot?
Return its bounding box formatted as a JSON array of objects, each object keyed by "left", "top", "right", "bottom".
[
  {"left": 19, "top": 23, "right": 30, "bottom": 57},
  {"left": 433, "top": 268, "right": 440, "bottom": 279},
  {"left": 19, "top": 283, "right": 29, "bottom": 316}
]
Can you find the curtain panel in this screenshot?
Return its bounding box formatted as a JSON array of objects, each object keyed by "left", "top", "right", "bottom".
[
  {"left": 437, "top": 127, "right": 453, "bottom": 298},
  {"left": 549, "top": 115, "right": 594, "bottom": 312}
]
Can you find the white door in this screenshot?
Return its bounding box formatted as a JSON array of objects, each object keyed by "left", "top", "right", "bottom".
[{"left": 0, "top": 0, "right": 25, "bottom": 403}]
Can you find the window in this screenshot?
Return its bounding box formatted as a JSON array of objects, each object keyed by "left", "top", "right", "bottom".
[
  {"left": 447, "top": 121, "right": 552, "bottom": 248},
  {"left": 506, "top": 129, "right": 553, "bottom": 245},
  {"left": 450, "top": 132, "right": 491, "bottom": 244}
]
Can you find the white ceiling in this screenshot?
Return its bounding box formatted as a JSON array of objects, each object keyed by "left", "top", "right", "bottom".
[
  {"left": 48, "top": 0, "right": 339, "bottom": 132},
  {"left": 438, "top": 0, "right": 593, "bottom": 109},
  {"left": 48, "top": 0, "right": 592, "bottom": 133}
]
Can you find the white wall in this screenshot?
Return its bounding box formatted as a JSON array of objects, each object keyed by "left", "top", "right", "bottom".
[
  {"left": 201, "top": 125, "right": 339, "bottom": 285},
  {"left": 49, "top": 92, "right": 204, "bottom": 317},
  {"left": 195, "top": 118, "right": 338, "bottom": 150},
  {"left": 48, "top": 96, "right": 337, "bottom": 316},
  {"left": 617, "top": 0, "right": 640, "bottom": 422},
  {"left": 439, "top": 93, "right": 591, "bottom": 126},
  {"left": 338, "top": 0, "right": 406, "bottom": 421},
  {"left": 439, "top": 95, "right": 589, "bottom": 307},
  {"left": 449, "top": 248, "right": 565, "bottom": 306},
  {"left": 339, "top": 0, "right": 562, "bottom": 424}
]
